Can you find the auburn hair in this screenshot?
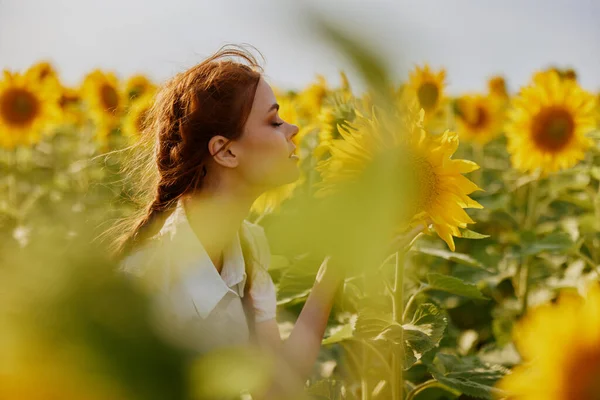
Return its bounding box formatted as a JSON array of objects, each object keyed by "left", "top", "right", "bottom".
[{"left": 105, "top": 44, "right": 264, "bottom": 260}]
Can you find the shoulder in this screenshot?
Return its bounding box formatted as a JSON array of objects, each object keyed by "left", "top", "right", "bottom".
[
  {"left": 241, "top": 220, "right": 271, "bottom": 270},
  {"left": 118, "top": 236, "right": 167, "bottom": 288}
]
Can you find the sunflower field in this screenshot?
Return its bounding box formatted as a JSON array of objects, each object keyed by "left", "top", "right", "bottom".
[{"left": 1, "top": 32, "right": 600, "bottom": 400}]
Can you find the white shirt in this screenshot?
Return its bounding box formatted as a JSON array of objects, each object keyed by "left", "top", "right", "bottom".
[{"left": 118, "top": 199, "right": 277, "bottom": 355}]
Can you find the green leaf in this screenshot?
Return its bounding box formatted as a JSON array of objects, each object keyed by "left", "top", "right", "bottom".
[
  {"left": 276, "top": 256, "right": 322, "bottom": 305},
  {"left": 354, "top": 308, "right": 392, "bottom": 340},
  {"left": 355, "top": 304, "right": 447, "bottom": 369},
  {"left": 427, "top": 273, "right": 488, "bottom": 300},
  {"left": 310, "top": 12, "right": 392, "bottom": 106},
  {"left": 549, "top": 172, "right": 591, "bottom": 193},
  {"left": 322, "top": 322, "right": 354, "bottom": 345},
  {"left": 520, "top": 232, "right": 574, "bottom": 256},
  {"left": 555, "top": 193, "right": 594, "bottom": 210},
  {"left": 412, "top": 246, "right": 489, "bottom": 271},
  {"left": 459, "top": 229, "right": 490, "bottom": 240},
  {"left": 401, "top": 303, "right": 448, "bottom": 369},
  {"left": 371, "top": 303, "right": 447, "bottom": 369},
  {"left": 428, "top": 354, "right": 508, "bottom": 400},
  {"left": 492, "top": 317, "right": 514, "bottom": 347}
]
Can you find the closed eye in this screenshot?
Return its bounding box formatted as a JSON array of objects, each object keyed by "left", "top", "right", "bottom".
[{"left": 271, "top": 121, "right": 284, "bottom": 127}]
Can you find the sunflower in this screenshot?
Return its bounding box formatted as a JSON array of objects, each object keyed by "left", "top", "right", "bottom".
[
  {"left": 487, "top": 76, "right": 508, "bottom": 99},
  {"left": 122, "top": 93, "right": 154, "bottom": 140},
  {"left": 497, "top": 283, "right": 600, "bottom": 399},
  {"left": 57, "top": 86, "right": 84, "bottom": 126},
  {"left": 81, "top": 70, "right": 124, "bottom": 141},
  {"left": 316, "top": 107, "right": 482, "bottom": 251},
  {"left": 403, "top": 64, "right": 447, "bottom": 119},
  {"left": 25, "top": 61, "right": 60, "bottom": 87},
  {"left": 314, "top": 93, "right": 356, "bottom": 159},
  {"left": 505, "top": 70, "right": 597, "bottom": 175},
  {"left": 0, "top": 70, "right": 61, "bottom": 148},
  {"left": 296, "top": 75, "right": 329, "bottom": 120},
  {"left": 455, "top": 94, "right": 503, "bottom": 145},
  {"left": 124, "top": 74, "right": 156, "bottom": 103}
]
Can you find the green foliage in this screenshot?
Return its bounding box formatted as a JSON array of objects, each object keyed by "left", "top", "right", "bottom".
[
  {"left": 427, "top": 354, "right": 508, "bottom": 400},
  {"left": 426, "top": 273, "right": 488, "bottom": 300}
]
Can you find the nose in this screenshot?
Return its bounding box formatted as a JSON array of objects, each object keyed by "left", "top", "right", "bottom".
[{"left": 288, "top": 123, "right": 299, "bottom": 141}]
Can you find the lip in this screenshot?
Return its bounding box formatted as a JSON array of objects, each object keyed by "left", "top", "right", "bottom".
[{"left": 288, "top": 147, "right": 298, "bottom": 159}]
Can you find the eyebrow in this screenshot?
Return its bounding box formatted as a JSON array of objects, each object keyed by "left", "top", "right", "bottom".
[{"left": 266, "top": 103, "right": 279, "bottom": 114}]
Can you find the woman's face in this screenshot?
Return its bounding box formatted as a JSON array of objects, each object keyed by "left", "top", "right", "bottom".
[{"left": 234, "top": 77, "right": 300, "bottom": 189}]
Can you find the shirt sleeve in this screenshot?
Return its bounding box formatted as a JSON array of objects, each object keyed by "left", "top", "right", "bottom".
[{"left": 242, "top": 221, "right": 277, "bottom": 323}]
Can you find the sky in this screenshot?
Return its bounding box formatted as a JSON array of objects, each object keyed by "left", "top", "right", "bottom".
[{"left": 1, "top": 0, "right": 599, "bottom": 95}]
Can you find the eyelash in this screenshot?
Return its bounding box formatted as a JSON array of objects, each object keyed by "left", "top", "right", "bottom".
[{"left": 272, "top": 121, "right": 284, "bottom": 127}]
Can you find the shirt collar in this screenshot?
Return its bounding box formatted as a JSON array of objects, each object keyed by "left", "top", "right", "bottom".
[{"left": 161, "top": 199, "right": 247, "bottom": 319}]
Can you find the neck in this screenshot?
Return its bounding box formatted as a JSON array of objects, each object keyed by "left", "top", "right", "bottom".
[{"left": 181, "top": 181, "right": 261, "bottom": 272}]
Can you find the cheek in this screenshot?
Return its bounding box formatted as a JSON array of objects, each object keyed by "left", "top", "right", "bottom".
[
  {"left": 248, "top": 127, "right": 287, "bottom": 156},
  {"left": 240, "top": 128, "right": 296, "bottom": 185}
]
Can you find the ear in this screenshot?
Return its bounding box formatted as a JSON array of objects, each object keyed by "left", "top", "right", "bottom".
[{"left": 208, "top": 135, "right": 239, "bottom": 168}]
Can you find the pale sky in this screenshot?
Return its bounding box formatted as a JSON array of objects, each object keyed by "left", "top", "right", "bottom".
[{"left": 1, "top": 0, "right": 599, "bottom": 94}]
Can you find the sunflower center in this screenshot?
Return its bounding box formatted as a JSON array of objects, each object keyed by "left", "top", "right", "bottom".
[
  {"left": 564, "top": 346, "right": 600, "bottom": 400},
  {"left": 59, "top": 93, "right": 80, "bottom": 109},
  {"left": 0, "top": 88, "right": 40, "bottom": 126},
  {"left": 531, "top": 106, "right": 574, "bottom": 152},
  {"left": 100, "top": 84, "right": 119, "bottom": 112},
  {"left": 417, "top": 82, "right": 439, "bottom": 112},
  {"left": 38, "top": 66, "right": 52, "bottom": 80},
  {"left": 465, "top": 106, "right": 489, "bottom": 131}
]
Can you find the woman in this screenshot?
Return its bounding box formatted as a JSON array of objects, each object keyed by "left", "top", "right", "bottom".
[
  {"left": 112, "top": 45, "right": 345, "bottom": 398},
  {"left": 112, "top": 45, "right": 420, "bottom": 398}
]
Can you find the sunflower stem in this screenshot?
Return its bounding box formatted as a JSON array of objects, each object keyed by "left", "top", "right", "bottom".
[
  {"left": 361, "top": 343, "right": 370, "bottom": 400},
  {"left": 7, "top": 148, "right": 17, "bottom": 211},
  {"left": 520, "top": 177, "right": 540, "bottom": 314},
  {"left": 472, "top": 142, "right": 484, "bottom": 187},
  {"left": 391, "top": 251, "right": 405, "bottom": 400},
  {"left": 406, "top": 379, "right": 461, "bottom": 400}
]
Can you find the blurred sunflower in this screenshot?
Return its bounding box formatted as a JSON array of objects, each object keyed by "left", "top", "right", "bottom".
[
  {"left": 25, "top": 60, "right": 60, "bottom": 87},
  {"left": 122, "top": 93, "right": 154, "bottom": 140},
  {"left": 81, "top": 70, "right": 124, "bottom": 141},
  {"left": 497, "top": 283, "right": 600, "bottom": 399},
  {"left": 487, "top": 75, "right": 509, "bottom": 101},
  {"left": 562, "top": 68, "right": 577, "bottom": 82},
  {"left": 403, "top": 64, "right": 447, "bottom": 119},
  {"left": 57, "top": 86, "right": 84, "bottom": 126},
  {"left": 314, "top": 93, "right": 356, "bottom": 159},
  {"left": 455, "top": 94, "right": 503, "bottom": 145},
  {"left": 296, "top": 75, "right": 329, "bottom": 120},
  {"left": 124, "top": 74, "right": 156, "bottom": 103},
  {"left": 505, "top": 70, "right": 597, "bottom": 175},
  {"left": 0, "top": 70, "right": 60, "bottom": 148},
  {"left": 251, "top": 181, "right": 300, "bottom": 217},
  {"left": 339, "top": 70, "right": 351, "bottom": 93},
  {"left": 317, "top": 107, "right": 482, "bottom": 251}
]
